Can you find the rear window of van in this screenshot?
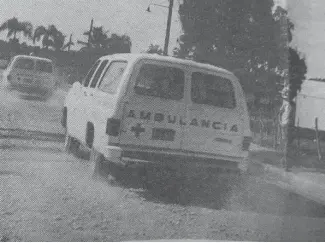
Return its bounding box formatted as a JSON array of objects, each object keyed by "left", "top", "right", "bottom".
[
  {"left": 36, "top": 60, "right": 52, "bottom": 73},
  {"left": 191, "top": 72, "right": 236, "bottom": 109},
  {"left": 13, "top": 58, "right": 34, "bottom": 70},
  {"left": 134, "top": 63, "right": 185, "bottom": 100}
]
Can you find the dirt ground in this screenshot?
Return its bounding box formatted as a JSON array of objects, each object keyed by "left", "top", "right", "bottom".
[{"left": 1, "top": 139, "right": 325, "bottom": 241}]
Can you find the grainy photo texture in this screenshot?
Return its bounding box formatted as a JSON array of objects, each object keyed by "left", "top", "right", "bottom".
[{"left": 1, "top": 0, "right": 325, "bottom": 241}]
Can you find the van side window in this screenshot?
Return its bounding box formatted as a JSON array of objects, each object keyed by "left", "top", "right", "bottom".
[
  {"left": 98, "top": 61, "right": 127, "bottom": 93},
  {"left": 89, "top": 60, "right": 108, "bottom": 88},
  {"left": 36, "top": 60, "right": 52, "bottom": 73},
  {"left": 83, "top": 60, "right": 100, "bottom": 87},
  {"left": 14, "top": 58, "right": 34, "bottom": 70},
  {"left": 191, "top": 72, "right": 236, "bottom": 109},
  {"left": 134, "top": 64, "right": 185, "bottom": 100}
]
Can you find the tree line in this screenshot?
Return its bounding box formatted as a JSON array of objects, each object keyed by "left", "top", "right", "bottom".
[{"left": 0, "top": 17, "right": 132, "bottom": 54}]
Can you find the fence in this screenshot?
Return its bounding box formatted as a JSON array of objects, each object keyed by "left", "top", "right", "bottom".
[{"left": 250, "top": 109, "right": 282, "bottom": 149}]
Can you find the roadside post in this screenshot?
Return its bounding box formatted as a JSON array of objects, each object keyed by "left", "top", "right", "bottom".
[{"left": 315, "top": 117, "right": 322, "bottom": 161}]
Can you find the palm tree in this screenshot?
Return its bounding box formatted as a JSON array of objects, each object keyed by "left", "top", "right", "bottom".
[
  {"left": 33, "top": 25, "right": 64, "bottom": 50},
  {"left": 0, "top": 17, "right": 33, "bottom": 42},
  {"left": 53, "top": 31, "right": 66, "bottom": 51}
]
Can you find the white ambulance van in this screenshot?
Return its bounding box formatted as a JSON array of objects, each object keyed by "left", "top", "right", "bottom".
[
  {"left": 2, "top": 55, "right": 55, "bottom": 97},
  {"left": 62, "top": 54, "right": 252, "bottom": 176}
]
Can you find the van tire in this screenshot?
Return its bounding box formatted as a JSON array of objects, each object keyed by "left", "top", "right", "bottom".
[
  {"left": 86, "top": 123, "right": 94, "bottom": 148},
  {"left": 61, "top": 107, "right": 67, "bottom": 128},
  {"left": 64, "top": 133, "right": 80, "bottom": 154},
  {"left": 90, "top": 148, "right": 111, "bottom": 180}
]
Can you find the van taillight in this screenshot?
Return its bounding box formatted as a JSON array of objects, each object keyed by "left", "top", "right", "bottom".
[
  {"left": 106, "top": 118, "right": 120, "bottom": 136},
  {"left": 7, "top": 75, "right": 11, "bottom": 81},
  {"left": 242, "top": 136, "right": 252, "bottom": 151}
]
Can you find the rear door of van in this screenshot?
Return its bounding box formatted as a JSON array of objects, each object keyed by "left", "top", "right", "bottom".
[
  {"left": 182, "top": 70, "right": 245, "bottom": 157},
  {"left": 119, "top": 60, "right": 186, "bottom": 151},
  {"left": 9, "top": 57, "right": 36, "bottom": 87},
  {"left": 35, "top": 60, "right": 54, "bottom": 90}
]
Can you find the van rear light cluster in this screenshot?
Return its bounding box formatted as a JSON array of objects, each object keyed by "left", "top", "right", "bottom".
[
  {"left": 242, "top": 136, "right": 252, "bottom": 151},
  {"left": 106, "top": 118, "right": 120, "bottom": 137}
]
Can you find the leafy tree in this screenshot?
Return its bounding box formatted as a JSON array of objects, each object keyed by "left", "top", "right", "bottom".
[
  {"left": 92, "top": 27, "right": 109, "bottom": 48},
  {"left": 176, "top": 1, "right": 292, "bottom": 112},
  {"left": 78, "top": 25, "right": 132, "bottom": 54},
  {"left": 274, "top": 9, "right": 307, "bottom": 169},
  {"left": 176, "top": 0, "right": 277, "bottom": 70},
  {"left": 33, "top": 25, "right": 65, "bottom": 50},
  {"left": 286, "top": 16, "right": 307, "bottom": 102},
  {"left": 78, "top": 26, "right": 108, "bottom": 50},
  {"left": 53, "top": 31, "right": 66, "bottom": 51},
  {"left": 146, "top": 44, "right": 163, "bottom": 55},
  {"left": 0, "top": 17, "right": 33, "bottom": 42},
  {"left": 106, "top": 34, "right": 131, "bottom": 53}
]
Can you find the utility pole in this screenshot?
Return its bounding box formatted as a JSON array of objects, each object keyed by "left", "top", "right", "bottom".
[
  {"left": 87, "top": 18, "right": 94, "bottom": 48},
  {"left": 68, "top": 34, "right": 72, "bottom": 52},
  {"left": 163, "top": 0, "right": 174, "bottom": 56}
]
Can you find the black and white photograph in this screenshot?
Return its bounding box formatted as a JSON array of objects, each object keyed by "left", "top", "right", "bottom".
[{"left": 1, "top": 0, "right": 325, "bottom": 241}]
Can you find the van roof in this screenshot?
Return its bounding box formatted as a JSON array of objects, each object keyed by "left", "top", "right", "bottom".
[
  {"left": 13, "top": 55, "right": 53, "bottom": 63},
  {"left": 99, "top": 53, "right": 234, "bottom": 76}
]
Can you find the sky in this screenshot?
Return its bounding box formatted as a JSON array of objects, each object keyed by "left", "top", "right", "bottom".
[
  {"left": 0, "top": 0, "right": 182, "bottom": 54},
  {"left": 286, "top": 0, "right": 325, "bottom": 78},
  {"left": 0, "top": 0, "right": 324, "bottom": 78}
]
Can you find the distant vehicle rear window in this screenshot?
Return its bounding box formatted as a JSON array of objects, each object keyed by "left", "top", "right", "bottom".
[
  {"left": 191, "top": 72, "right": 236, "bottom": 109},
  {"left": 36, "top": 60, "right": 52, "bottom": 73},
  {"left": 13, "top": 58, "right": 34, "bottom": 70},
  {"left": 134, "top": 63, "right": 185, "bottom": 100}
]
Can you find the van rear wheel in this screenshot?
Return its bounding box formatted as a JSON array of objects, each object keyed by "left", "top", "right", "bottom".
[
  {"left": 90, "top": 148, "right": 111, "bottom": 180},
  {"left": 64, "top": 133, "right": 80, "bottom": 154}
]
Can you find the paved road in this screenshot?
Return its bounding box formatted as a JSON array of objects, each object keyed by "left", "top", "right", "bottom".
[{"left": 1, "top": 81, "right": 325, "bottom": 241}]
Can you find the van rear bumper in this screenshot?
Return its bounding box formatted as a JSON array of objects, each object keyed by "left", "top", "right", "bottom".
[
  {"left": 7, "top": 83, "right": 50, "bottom": 94},
  {"left": 99, "top": 144, "right": 250, "bottom": 172}
]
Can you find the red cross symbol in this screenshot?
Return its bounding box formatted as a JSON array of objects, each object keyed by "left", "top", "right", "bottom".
[{"left": 131, "top": 123, "right": 145, "bottom": 138}]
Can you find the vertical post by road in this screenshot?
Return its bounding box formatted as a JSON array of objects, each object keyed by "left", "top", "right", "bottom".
[
  {"left": 163, "top": 0, "right": 174, "bottom": 56},
  {"left": 315, "top": 117, "right": 322, "bottom": 161},
  {"left": 88, "top": 18, "right": 94, "bottom": 48},
  {"left": 68, "top": 34, "right": 72, "bottom": 52}
]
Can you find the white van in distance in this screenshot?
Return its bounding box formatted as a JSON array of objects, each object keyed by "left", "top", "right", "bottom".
[
  {"left": 62, "top": 54, "right": 252, "bottom": 177},
  {"left": 2, "top": 55, "right": 55, "bottom": 98}
]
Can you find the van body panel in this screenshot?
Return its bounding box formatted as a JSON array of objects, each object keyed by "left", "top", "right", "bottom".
[
  {"left": 118, "top": 59, "right": 186, "bottom": 150},
  {"left": 5, "top": 55, "right": 54, "bottom": 94},
  {"left": 182, "top": 69, "right": 245, "bottom": 157}
]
